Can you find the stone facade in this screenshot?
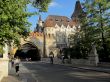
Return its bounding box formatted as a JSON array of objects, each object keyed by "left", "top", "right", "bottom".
[
  {"left": 20, "top": 0, "right": 83, "bottom": 58},
  {"left": 44, "top": 15, "right": 78, "bottom": 48},
  {"left": 33, "top": 0, "right": 83, "bottom": 57},
  {"left": 34, "top": 16, "right": 80, "bottom": 57}
]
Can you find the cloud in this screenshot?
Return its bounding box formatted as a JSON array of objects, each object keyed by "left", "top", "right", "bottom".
[{"left": 49, "top": 2, "right": 60, "bottom": 7}]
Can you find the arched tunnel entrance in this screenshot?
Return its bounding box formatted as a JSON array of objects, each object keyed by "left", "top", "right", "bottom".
[{"left": 15, "top": 42, "right": 41, "bottom": 61}]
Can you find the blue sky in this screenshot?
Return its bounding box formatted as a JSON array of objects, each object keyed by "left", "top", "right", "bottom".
[{"left": 28, "top": 0, "right": 84, "bottom": 31}]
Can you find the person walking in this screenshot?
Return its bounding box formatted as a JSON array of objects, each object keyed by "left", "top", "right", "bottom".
[
  {"left": 49, "top": 51, "right": 54, "bottom": 64},
  {"left": 14, "top": 56, "right": 20, "bottom": 76},
  {"left": 61, "top": 52, "right": 65, "bottom": 64}
]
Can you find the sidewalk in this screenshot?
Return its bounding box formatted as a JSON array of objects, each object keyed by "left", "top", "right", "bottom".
[
  {"left": 68, "top": 64, "right": 110, "bottom": 74},
  {"left": 1, "top": 62, "right": 38, "bottom": 82},
  {"left": 41, "top": 58, "right": 110, "bottom": 74}
]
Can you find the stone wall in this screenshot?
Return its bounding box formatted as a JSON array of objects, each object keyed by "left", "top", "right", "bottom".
[
  {"left": 0, "top": 59, "right": 3, "bottom": 82},
  {"left": 41, "top": 57, "right": 99, "bottom": 66},
  {"left": 0, "top": 43, "right": 9, "bottom": 82},
  {"left": 71, "top": 59, "right": 89, "bottom": 66},
  {"left": 0, "top": 59, "right": 9, "bottom": 82}
]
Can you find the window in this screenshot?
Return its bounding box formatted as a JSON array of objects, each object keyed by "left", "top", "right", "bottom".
[{"left": 55, "top": 19, "right": 58, "bottom": 21}]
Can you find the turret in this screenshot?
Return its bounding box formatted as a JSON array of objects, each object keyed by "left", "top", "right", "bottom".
[
  {"left": 34, "top": 15, "right": 43, "bottom": 32},
  {"left": 38, "top": 15, "right": 43, "bottom": 27},
  {"left": 71, "top": 0, "right": 84, "bottom": 21}
]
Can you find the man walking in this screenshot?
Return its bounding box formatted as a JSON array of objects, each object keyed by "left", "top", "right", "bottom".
[{"left": 49, "top": 51, "right": 54, "bottom": 64}]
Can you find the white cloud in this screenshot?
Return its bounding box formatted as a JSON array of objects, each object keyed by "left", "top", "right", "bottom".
[{"left": 49, "top": 2, "right": 60, "bottom": 7}]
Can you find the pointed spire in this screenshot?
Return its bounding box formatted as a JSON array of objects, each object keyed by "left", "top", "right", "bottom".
[
  {"left": 34, "top": 15, "right": 43, "bottom": 32},
  {"left": 38, "top": 15, "right": 42, "bottom": 21},
  {"left": 71, "top": 0, "right": 83, "bottom": 20},
  {"left": 38, "top": 15, "right": 43, "bottom": 27}
]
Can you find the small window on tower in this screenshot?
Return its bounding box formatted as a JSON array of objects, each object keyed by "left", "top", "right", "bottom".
[{"left": 55, "top": 19, "right": 58, "bottom": 21}]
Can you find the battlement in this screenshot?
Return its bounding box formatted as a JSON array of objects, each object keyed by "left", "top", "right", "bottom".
[
  {"left": 29, "top": 32, "right": 55, "bottom": 39},
  {"left": 29, "top": 32, "right": 43, "bottom": 37}
]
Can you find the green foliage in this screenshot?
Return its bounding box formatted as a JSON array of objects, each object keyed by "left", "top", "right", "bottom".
[
  {"left": 69, "top": 0, "right": 110, "bottom": 61},
  {"left": 85, "top": 0, "right": 110, "bottom": 62},
  {"left": 32, "top": 0, "right": 52, "bottom": 12},
  {"left": 0, "top": 0, "right": 51, "bottom": 48},
  {"left": 0, "top": 46, "right": 4, "bottom": 54},
  {"left": 0, "top": 0, "right": 32, "bottom": 46}
]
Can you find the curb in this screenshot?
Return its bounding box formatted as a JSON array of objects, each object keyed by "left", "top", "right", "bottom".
[
  {"left": 41, "top": 61, "right": 110, "bottom": 74},
  {"left": 70, "top": 66, "right": 110, "bottom": 74}
]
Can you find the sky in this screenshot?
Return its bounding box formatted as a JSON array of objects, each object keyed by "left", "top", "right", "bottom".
[{"left": 28, "top": 0, "right": 84, "bottom": 31}]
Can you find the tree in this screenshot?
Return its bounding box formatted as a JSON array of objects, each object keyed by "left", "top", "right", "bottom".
[
  {"left": 80, "top": 0, "right": 110, "bottom": 61},
  {"left": 69, "top": 0, "right": 110, "bottom": 60},
  {"left": 0, "top": 0, "right": 32, "bottom": 46},
  {"left": 0, "top": 0, "right": 52, "bottom": 46},
  {"left": 32, "top": 0, "right": 52, "bottom": 12}
]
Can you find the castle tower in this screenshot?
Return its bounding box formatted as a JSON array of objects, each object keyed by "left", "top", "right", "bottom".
[
  {"left": 34, "top": 15, "right": 43, "bottom": 32},
  {"left": 71, "top": 0, "right": 84, "bottom": 25},
  {"left": 38, "top": 15, "right": 43, "bottom": 27}
]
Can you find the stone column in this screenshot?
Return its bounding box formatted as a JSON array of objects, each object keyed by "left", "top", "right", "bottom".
[
  {"left": 88, "top": 45, "right": 99, "bottom": 66},
  {"left": 3, "top": 43, "right": 8, "bottom": 59},
  {"left": 2, "top": 43, "right": 9, "bottom": 76}
]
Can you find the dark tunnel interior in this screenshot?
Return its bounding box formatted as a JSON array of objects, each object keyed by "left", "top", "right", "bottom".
[{"left": 14, "top": 43, "right": 41, "bottom": 61}]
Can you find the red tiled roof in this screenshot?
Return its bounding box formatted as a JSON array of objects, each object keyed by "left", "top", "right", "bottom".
[{"left": 44, "top": 15, "right": 76, "bottom": 27}]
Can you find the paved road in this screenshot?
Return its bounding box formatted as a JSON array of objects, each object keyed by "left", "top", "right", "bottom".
[{"left": 22, "top": 62, "right": 110, "bottom": 82}]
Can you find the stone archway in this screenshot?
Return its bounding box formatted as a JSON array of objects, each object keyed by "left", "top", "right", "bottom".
[{"left": 15, "top": 42, "right": 41, "bottom": 61}]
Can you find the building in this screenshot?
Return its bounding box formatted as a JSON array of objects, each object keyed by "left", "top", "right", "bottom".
[{"left": 34, "top": 0, "right": 83, "bottom": 57}]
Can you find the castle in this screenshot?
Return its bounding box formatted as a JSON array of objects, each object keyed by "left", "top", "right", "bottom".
[{"left": 30, "top": 0, "right": 83, "bottom": 57}]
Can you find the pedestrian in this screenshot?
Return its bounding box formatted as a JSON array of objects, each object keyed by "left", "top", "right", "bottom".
[
  {"left": 61, "top": 52, "right": 65, "bottom": 64},
  {"left": 49, "top": 51, "right": 54, "bottom": 64},
  {"left": 11, "top": 58, "right": 14, "bottom": 67},
  {"left": 62, "top": 55, "right": 65, "bottom": 64},
  {"left": 14, "top": 56, "right": 20, "bottom": 76}
]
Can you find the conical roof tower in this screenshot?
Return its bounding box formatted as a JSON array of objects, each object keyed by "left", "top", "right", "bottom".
[{"left": 71, "top": 0, "right": 84, "bottom": 21}]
